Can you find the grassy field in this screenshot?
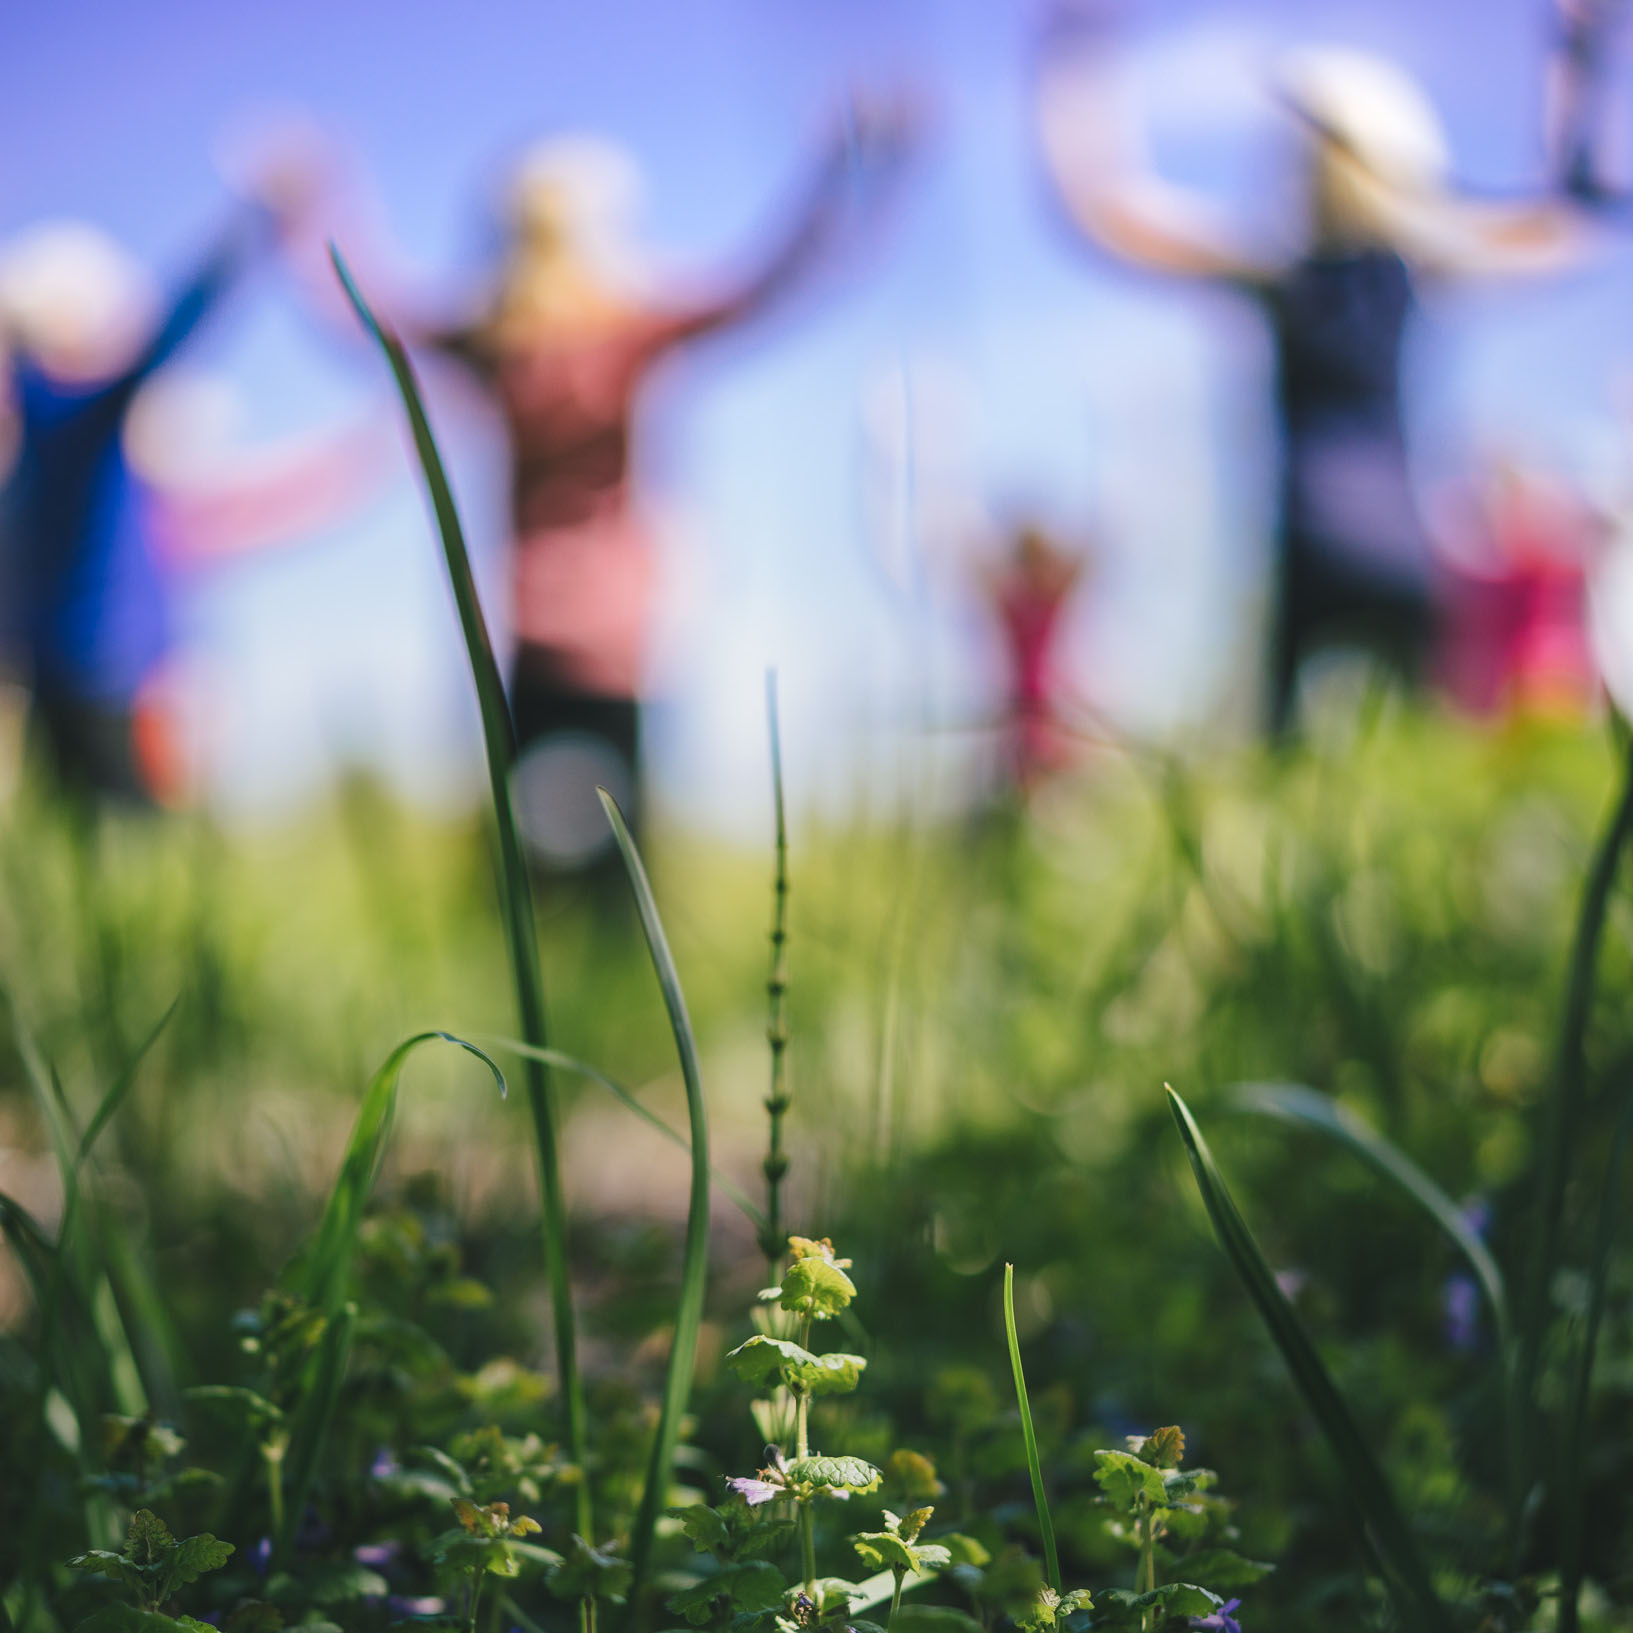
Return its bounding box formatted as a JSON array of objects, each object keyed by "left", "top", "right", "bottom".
[{"left": 3, "top": 697, "right": 1632, "bottom": 1631}]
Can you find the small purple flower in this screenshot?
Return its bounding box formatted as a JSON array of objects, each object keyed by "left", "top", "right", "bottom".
[
  {"left": 1443, "top": 1272, "right": 1481, "bottom": 1353},
  {"left": 725, "top": 1445, "right": 789, "bottom": 1507},
  {"left": 1274, "top": 1269, "right": 1307, "bottom": 1302},
  {"left": 370, "top": 1446, "right": 400, "bottom": 1479},
  {"left": 726, "top": 1474, "right": 784, "bottom": 1506},
  {"left": 387, "top": 1595, "right": 447, "bottom": 1618},
  {"left": 1191, "top": 1598, "right": 1242, "bottom": 1633},
  {"left": 354, "top": 1539, "right": 402, "bottom": 1570},
  {"left": 250, "top": 1536, "right": 272, "bottom": 1580}
]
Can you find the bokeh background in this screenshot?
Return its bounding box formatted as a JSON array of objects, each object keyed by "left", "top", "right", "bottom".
[{"left": 8, "top": 0, "right": 1633, "bottom": 831}]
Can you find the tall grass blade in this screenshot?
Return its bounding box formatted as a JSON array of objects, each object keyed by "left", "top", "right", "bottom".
[
  {"left": 485, "top": 1037, "right": 763, "bottom": 1227},
  {"left": 1003, "top": 1262, "right": 1061, "bottom": 1595},
  {"left": 1557, "top": 1074, "right": 1633, "bottom": 1633},
  {"left": 276, "top": 1301, "right": 357, "bottom": 1557},
  {"left": 1232, "top": 1082, "right": 1509, "bottom": 1350},
  {"left": 1164, "top": 1086, "right": 1445, "bottom": 1631},
  {"left": 597, "top": 790, "right": 712, "bottom": 1610},
  {"left": 1517, "top": 735, "right": 1633, "bottom": 1540},
  {"left": 298, "top": 1031, "right": 505, "bottom": 1319},
  {"left": 76, "top": 996, "right": 178, "bottom": 1165},
  {"left": 330, "top": 245, "right": 590, "bottom": 1531},
  {"left": 8, "top": 994, "right": 148, "bottom": 1414}
]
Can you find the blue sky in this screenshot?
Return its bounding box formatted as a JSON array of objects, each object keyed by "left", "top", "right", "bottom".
[{"left": 5, "top": 0, "right": 1632, "bottom": 830}]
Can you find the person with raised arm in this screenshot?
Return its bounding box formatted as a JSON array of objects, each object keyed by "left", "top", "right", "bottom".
[
  {"left": 0, "top": 154, "right": 319, "bottom": 801},
  {"left": 307, "top": 105, "right": 913, "bottom": 866},
  {"left": 1035, "top": 1, "right": 1609, "bottom": 734}
]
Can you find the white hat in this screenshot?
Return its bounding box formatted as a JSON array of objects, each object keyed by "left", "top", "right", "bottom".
[
  {"left": 0, "top": 220, "right": 158, "bottom": 377},
  {"left": 505, "top": 135, "right": 646, "bottom": 286},
  {"left": 1277, "top": 47, "right": 1450, "bottom": 194}
]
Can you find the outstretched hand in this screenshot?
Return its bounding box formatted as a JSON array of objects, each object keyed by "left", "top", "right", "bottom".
[
  {"left": 218, "top": 115, "right": 338, "bottom": 243},
  {"left": 828, "top": 89, "right": 924, "bottom": 185}
]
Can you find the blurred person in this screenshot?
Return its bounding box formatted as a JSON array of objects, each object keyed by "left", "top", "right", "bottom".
[
  {"left": 1432, "top": 452, "right": 1605, "bottom": 718},
  {"left": 977, "top": 521, "right": 1089, "bottom": 792},
  {"left": 310, "top": 107, "right": 914, "bottom": 868},
  {"left": 1036, "top": 2, "right": 1607, "bottom": 735},
  {"left": 0, "top": 160, "right": 319, "bottom": 803}
]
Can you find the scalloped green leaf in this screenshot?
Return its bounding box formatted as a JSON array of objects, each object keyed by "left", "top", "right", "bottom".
[
  {"left": 784, "top": 1454, "right": 883, "bottom": 1494},
  {"left": 1092, "top": 1450, "right": 1167, "bottom": 1512},
  {"left": 725, "top": 1335, "right": 867, "bottom": 1396}
]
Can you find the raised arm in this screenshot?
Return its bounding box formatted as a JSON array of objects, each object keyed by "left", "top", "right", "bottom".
[
  {"left": 1034, "top": 2, "right": 1264, "bottom": 282},
  {"left": 653, "top": 97, "right": 916, "bottom": 349},
  {"left": 1548, "top": 0, "right": 1627, "bottom": 200}
]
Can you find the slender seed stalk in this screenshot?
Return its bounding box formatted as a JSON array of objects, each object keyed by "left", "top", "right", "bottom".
[{"left": 761, "top": 670, "right": 792, "bottom": 1278}]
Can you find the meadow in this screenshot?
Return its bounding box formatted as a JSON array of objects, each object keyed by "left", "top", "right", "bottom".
[{"left": 2, "top": 288, "right": 1632, "bottom": 1633}]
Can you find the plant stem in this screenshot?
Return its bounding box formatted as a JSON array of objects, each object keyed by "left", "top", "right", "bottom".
[
  {"left": 800, "top": 1499, "right": 817, "bottom": 1595},
  {"left": 888, "top": 1567, "right": 905, "bottom": 1629},
  {"left": 263, "top": 1439, "right": 284, "bottom": 1542},
  {"left": 761, "top": 670, "right": 792, "bottom": 1278},
  {"left": 1139, "top": 1494, "right": 1155, "bottom": 1633},
  {"left": 467, "top": 1570, "right": 483, "bottom": 1633},
  {"left": 585, "top": 1595, "right": 599, "bottom": 1633},
  {"left": 1513, "top": 731, "right": 1633, "bottom": 1561}
]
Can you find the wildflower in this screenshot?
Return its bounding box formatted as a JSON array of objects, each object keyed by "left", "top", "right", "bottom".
[
  {"left": 725, "top": 1444, "right": 789, "bottom": 1507},
  {"left": 1191, "top": 1597, "right": 1242, "bottom": 1632}
]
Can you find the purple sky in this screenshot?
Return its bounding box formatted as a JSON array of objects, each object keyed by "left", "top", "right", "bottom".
[{"left": 5, "top": 0, "right": 1632, "bottom": 828}]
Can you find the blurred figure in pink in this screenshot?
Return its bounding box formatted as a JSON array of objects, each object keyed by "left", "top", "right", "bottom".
[
  {"left": 318, "top": 109, "right": 912, "bottom": 867},
  {"left": 1433, "top": 455, "right": 1605, "bottom": 719},
  {"left": 1036, "top": 1, "right": 1610, "bottom": 736},
  {"left": 978, "top": 522, "right": 1088, "bottom": 792}
]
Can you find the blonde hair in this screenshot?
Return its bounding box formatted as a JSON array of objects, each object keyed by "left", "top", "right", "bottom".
[{"left": 489, "top": 136, "right": 649, "bottom": 344}]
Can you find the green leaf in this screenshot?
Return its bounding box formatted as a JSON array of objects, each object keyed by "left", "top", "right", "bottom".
[
  {"left": 167, "top": 1533, "right": 233, "bottom": 1587},
  {"left": 783, "top": 1455, "right": 883, "bottom": 1494},
  {"left": 890, "top": 1609, "right": 984, "bottom": 1633},
  {"left": 778, "top": 1257, "right": 857, "bottom": 1320},
  {"left": 1091, "top": 1450, "right": 1167, "bottom": 1513},
  {"left": 1233, "top": 1082, "right": 1511, "bottom": 1351},
  {"left": 1003, "top": 1264, "right": 1062, "bottom": 1596},
  {"left": 1172, "top": 1549, "right": 1275, "bottom": 1593},
  {"left": 668, "top": 1560, "right": 788, "bottom": 1625},
  {"left": 725, "top": 1336, "right": 867, "bottom": 1396},
  {"left": 1164, "top": 1085, "right": 1445, "bottom": 1632},
  {"left": 853, "top": 1533, "right": 916, "bottom": 1573}
]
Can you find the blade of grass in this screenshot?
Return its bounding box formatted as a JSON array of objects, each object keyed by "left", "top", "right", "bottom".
[
  {"left": 598, "top": 790, "right": 711, "bottom": 1613},
  {"left": 276, "top": 1301, "right": 357, "bottom": 1557},
  {"left": 1557, "top": 1072, "right": 1633, "bottom": 1633},
  {"left": 1232, "top": 1082, "right": 1509, "bottom": 1350},
  {"left": 1003, "top": 1262, "right": 1061, "bottom": 1595},
  {"left": 76, "top": 996, "right": 178, "bottom": 1166},
  {"left": 8, "top": 995, "right": 147, "bottom": 1415},
  {"left": 331, "top": 245, "right": 590, "bottom": 1532},
  {"left": 481, "top": 1037, "right": 763, "bottom": 1227},
  {"left": 1164, "top": 1085, "right": 1445, "bottom": 1632},
  {"left": 272, "top": 1033, "right": 502, "bottom": 1552},
  {"left": 298, "top": 1031, "right": 505, "bottom": 1319},
  {"left": 1516, "top": 731, "right": 1633, "bottom": 1553}
]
